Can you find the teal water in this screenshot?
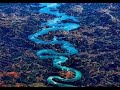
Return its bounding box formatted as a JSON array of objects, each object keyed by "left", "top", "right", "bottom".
[{"left": 28, "top": 3, "right": 82, "bottom": 87}]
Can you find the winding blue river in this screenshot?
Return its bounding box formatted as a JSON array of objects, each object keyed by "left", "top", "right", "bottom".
[{"left": 28, "top": 3, "right": 82, "bottom": 87}]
